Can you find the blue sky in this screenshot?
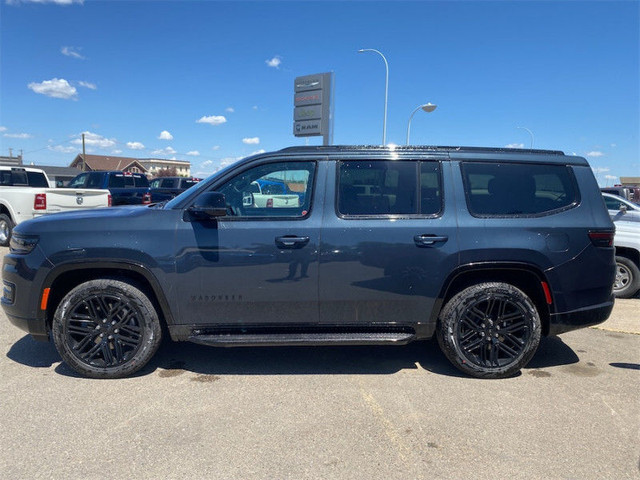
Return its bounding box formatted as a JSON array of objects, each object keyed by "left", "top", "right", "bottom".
[{"left": 0, "top": 0, "right": 638, "bottom": 183}]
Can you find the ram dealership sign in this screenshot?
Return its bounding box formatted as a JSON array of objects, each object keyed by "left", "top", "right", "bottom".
[{"left": 293, "top": 72, "right": 334, "bottom": 145}]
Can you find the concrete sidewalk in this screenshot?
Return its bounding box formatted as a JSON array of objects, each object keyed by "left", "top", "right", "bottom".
[{"left": 594, "top": 297, "right": 639, "bottom": 334}]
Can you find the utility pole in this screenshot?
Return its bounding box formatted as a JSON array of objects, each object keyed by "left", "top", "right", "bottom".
[{"left": 82, "top": 133, "right": 86, "bottom": 171}]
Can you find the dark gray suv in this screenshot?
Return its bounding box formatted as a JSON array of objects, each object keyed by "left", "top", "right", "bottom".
[{"left": 2, "top": 146, "right": 616, "bottom": 379}]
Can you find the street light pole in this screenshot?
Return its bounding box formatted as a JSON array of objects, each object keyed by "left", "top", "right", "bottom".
[
  {"left": 358, "top": 48, "right": 388, "bottom": 145},
  {"left": 517, "top": 126, "right": 534, "bottom": 149},
  {"left": 406, "top": 103, "right": 437, "bottom": 145}
]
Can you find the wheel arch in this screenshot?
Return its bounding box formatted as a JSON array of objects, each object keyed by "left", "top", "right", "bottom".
[
  {"left": 430, "top": 263, "right": 552, "bottom": 336},
  {"left": 615, "top": 247, "right": 640, "bottom": 267},
  {"left": 42, "top": 261, "right": 175, "bottom": 332}
]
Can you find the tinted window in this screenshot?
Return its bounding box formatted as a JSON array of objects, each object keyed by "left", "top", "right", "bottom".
[
  {"left": 134, "top": 175, "right": 149, "bottom": 187},
  {"left": 27, "top": 172, "right": 49, "bottom": 187},
  {"left": 180, "top": 179, "right": 199, "bottom": 189},
  {"left": 10, "top": 170, "right": 29, "bottom": 186},
  {"left": 0, "top": 171, "right": 11, "bottom": 185},
  {"left": 462, "top": 162, "right": 577, "bottom": 216},
  {"left": 603, "top": 196, "right": 624, "bottom": 211},
  {"left": 108, "top": 174, "right": 126, "bottom": 188},
  {"left": 86, "top": 173, "right": 105, "bottom": 189},
  {"left": 149, "top": 179, "right": 162, "bottom": 188},
  {"left": 68, "top": 173, "right": 89, "bottom": 188},
  {"left": 338, "top": 160, "right": 441, "bottom": 216},
  {"left": 216, "top": 161, "right": 315, "bottom": 218}
]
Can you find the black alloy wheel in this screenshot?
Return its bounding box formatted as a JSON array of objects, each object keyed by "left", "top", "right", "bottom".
[
  {"left": 437, "top": 282, "right": 541, "bottom": 378},
  {"left": 53, "top": 278, "right": 162, "bottom": 378}
]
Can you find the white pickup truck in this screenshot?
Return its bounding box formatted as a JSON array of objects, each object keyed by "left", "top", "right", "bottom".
[
  {"left": 603, "top": 192, "right": 640, "bottom": 298},
  {"left": 0, "top": 166, "right": 111, "bottom": 246}
]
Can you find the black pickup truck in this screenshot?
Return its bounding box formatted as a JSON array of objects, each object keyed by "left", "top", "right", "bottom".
[
  {"left": 67, "top": 171, "right": 151, "bottom": 206},
  {"left": 149, "top": 176, "right": 201, "bottom": 203}
]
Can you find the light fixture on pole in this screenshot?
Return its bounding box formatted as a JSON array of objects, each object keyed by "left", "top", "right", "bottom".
[
  {"left": 517, "top": 126, "right": 534, "bottom": 149},
  {"left": 358, "top": 48, "right": 389, "bottom": 145},
  {"left": 406, "top": 103, "right": 437, "bottom": 145}
]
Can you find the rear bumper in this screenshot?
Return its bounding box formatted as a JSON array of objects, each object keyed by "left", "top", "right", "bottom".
[{"left": 548, "top": 297, "right": 614, "bottom": 335}]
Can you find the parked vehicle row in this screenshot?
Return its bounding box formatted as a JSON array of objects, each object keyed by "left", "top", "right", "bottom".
[
  {"left": 149, "top": 176, "right": 201, "bottom": 203},
  {"left": 0, "top": 166, "right": 110, "bottom": 247},
  {"left": 2, "top": 146, "right": 616, "bottom": 380}
]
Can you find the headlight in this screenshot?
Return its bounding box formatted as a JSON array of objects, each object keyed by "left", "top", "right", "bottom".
[{"left": 9, "top": 233, "right": 39, "bottom": 254}]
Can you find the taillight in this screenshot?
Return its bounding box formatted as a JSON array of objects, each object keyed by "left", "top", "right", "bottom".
[
  {"left": 588, "top": 230, "right": 614, "bottom": 248},
  {"left": 266, "top": 198, "right": 273, "bottom": 208},
  {"left": 142, "top": 193, "right": 151, "bottom": 204},
  {"left": 34, "top": 193, "right": 47, "bottom": 210},
  {"left": 108, "top": 194, "right": 112, "bottom": 207}
]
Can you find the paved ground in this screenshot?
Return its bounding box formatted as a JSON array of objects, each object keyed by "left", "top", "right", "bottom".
[{"left": 0, "top": 255, "right": 638, "bottom": 479}]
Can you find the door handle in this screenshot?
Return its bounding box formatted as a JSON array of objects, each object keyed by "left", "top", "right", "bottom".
[
  {"left": 275, "top": 235, "right": 310, "bottom": 249},
  {"left": 414, "top": 234, "right": 448, "bottom": 247}
]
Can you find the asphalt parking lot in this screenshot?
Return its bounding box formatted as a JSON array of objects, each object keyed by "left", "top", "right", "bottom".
[{"left": 0, "top": 250, "right": 638, "bottom": 480}]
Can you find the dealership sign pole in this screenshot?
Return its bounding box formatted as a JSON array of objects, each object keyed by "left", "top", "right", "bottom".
[{"left": 293, "top": 72, "right": 334, "bottom": 146}]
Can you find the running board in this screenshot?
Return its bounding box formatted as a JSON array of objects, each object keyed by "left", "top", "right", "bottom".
[{"left": 187, "top": 331, "right": 416, "bottom": 347}]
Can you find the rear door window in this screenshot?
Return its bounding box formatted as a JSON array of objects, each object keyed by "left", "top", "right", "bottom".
[
  {"left": 338, "top": 160, "right": 442, "bottom": 216},
  {"left": 108, "top": 174, "right": 126, "bottom": 188},
  {"left": 461, "top": 162, "right": 578, "bottom": 216}
]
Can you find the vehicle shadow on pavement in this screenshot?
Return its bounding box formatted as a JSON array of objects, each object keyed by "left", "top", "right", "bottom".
[{"left": 5, "top": 334, "right": 579, "bottom": 379}]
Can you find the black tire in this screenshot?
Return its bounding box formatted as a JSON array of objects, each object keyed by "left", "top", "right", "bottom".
[
  {"left": 613, "top": 256, "right": 640, "bottom": 299},
  {"left": 0, "top": 213, "right": 15, "bottom": 247},
  {"left": 52, "top": 278, "right": 162, "bottom": 379},
  {"left": 437, "top": 282, "right": 542, "bottom": 379}
]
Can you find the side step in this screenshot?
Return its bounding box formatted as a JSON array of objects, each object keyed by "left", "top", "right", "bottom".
[{"left": 188, "top": 331, "right": 416, "bottom": 347}]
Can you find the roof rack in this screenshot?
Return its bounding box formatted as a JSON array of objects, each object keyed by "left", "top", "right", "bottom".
[{"left": 277, "top": 145, "right": 565, "bottom": 155}]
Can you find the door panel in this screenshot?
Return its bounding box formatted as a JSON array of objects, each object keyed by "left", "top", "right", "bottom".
[
  {"left": 173, "top": 160, "right": 324, "bottom": 326},
  {"left": 319, "top": 158, "right": 458, "bottom": 326}
]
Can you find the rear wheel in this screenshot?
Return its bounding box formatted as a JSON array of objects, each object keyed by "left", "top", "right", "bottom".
[
  {"left": 0, "top": 213, "right": 15, "bottom": 247},
  {"left": 52, "top": 278, "right": 162, "bottom": 379},
  {"left": 613, "top": 256, "right": 640, "bottom": 299},
  {"left": 437, "top": 282, "right": 541, "bottom": 378}
]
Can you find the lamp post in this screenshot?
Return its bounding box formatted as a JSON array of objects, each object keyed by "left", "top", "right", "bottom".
[
  {"left": 358, "top": 48, "right": 389, "bottom": 145},
  {"left": 406, "top": 103, "right": 437, "bottom": 145},
  {"left": 517, "top": 126, "right": 534, "bottom": 149}
]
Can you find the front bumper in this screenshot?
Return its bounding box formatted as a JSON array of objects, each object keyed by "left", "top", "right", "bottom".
[
  {"left": 2, "top": 246, "right": 53, "bottom": 342},
  {"left": 548, "top": 297, "right": 614, "bottom": 335}
]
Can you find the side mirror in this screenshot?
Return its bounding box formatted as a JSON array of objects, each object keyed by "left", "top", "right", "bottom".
[{"left": 189, "top": 192, "right": 227, "bottom": 219}]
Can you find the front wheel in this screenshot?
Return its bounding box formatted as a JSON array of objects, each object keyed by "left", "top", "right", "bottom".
[
  {"left": 437, "top": 282, "right": 542, "bottom": 379},
  {"left": 613, "top": 256, "right": 640, "bottom": 299},
  {"left": 0, "top": 213, "right": 15, "bottom": 247},
  {"left": 52, "top": 278, "right": 162, "bottom": 379}
]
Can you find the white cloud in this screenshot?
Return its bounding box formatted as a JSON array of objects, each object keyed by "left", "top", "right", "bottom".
[
  {"left": 591, "top": 167, "right": 610, "bottom": 174},
  {"left": 604, "top": 175, "right": 617, "bottom": 180},
  {"left": 48, "top": 144, "right": 76, "bottom": 154},
  {"left": 196, "top": 115, "right": 227, "bottom": 126},
  {"left": 225, "top": 107, "right": 235, "bottom": 113},
  {"left": 112, "top": 149, "right": 123, "bottom": 154},
  {"left": 252, "top": 105, "right": 258, "bottom": 110},
  {"left": 126, "top": 141, "right": 145, "bottom": 150},
  {"left": 151, "top": 146, "right": 177, "bottom": 156},
  {"left": 186, "top": 151, "right": 200, "bottom": 156},
  {"left": 610, "top": 143, "right": 617, "bottom": 148},
  {"left": 505, "top": 143, "right": 525, "bottom": 149},
  {"left": 71, "top": 131, "right": 116, "bottom": 149},
  {"left": 201, "top": 160, "right": 213, "bottom": 167},
  {"left": 158, "top": 130, "right": 173, "bottom": 140},
  {"left": 61, "top": 46, "right": 84, "bottom": 59},
  {"left": 217, "top": 156, "right": 243, "bottom": 170},
  {"left": 3, "top": 132, "right": 32, "bottom": 139},
  {"left": 78, "top": 81, "right": 96, "bottom": 90},
  {"left": 266, "top": 56, "right": 282, "bottom": 68},
  {"left": 0, "top": 126, "right": 6, "bottom": 132},
  {"left": 586, "top": 151, "right": 604, "bottom": 157},
  {"left": 251, "top": 149, "right": 266, "bottom": 155},
  {"left": 211, "top": 145, "right": 221, "bottom": 151},
  {"left": 28, "top": 78, "right": 77, "bottom": 100},
  {"left": 242, "top": 137, "right": 260, "bottom": 145}
]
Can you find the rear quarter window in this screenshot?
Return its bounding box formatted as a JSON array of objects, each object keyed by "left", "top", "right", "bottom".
[{"left": 462, "top": 162, "right": 578, "bottom": 216}]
